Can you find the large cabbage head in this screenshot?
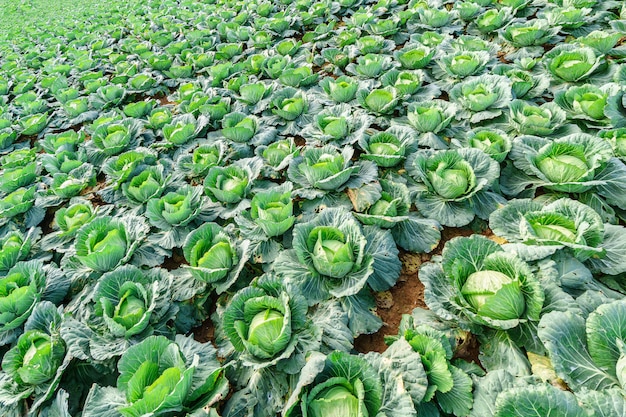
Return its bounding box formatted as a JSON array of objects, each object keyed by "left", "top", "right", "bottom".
[
  {"left": 420, "top": 235, "right": 544, "bottom": 330},
  {"left": 222, "top": 275, "right": 307, "bottom": 366}
]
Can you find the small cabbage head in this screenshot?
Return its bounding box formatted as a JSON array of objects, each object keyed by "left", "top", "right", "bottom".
[
  {"left": 426, "top": 155, "right": 475, "bottom": 200},
  {"left": 204, "top": 165, "right": 251, "bottom": 204},
  {"left": 93, "top": 265, "right": 168, "bottom": 338},
  {"left": 320, "top": 76, "right": 359, "bottom": 103},
  {"left": 357, "top": 87, "right": 399, "bottom": 115},
  {"left": 439, "top": 51, "right": 490, "bottom": 78},
  {"left": 91, "top": 120, "right": 136, "bottom": 156},
  {"left": 0, "top": 160, "right": 37, "bottom": 194},
  {"left": 0, "top": 186, "right": 36, "bottom": 221},
  {"left": 579, "top": 30, "right": 622, "bottom": 54},
  {"left": 147, "top": 107, "right": 173, "bottom": 130},
  {"left": 262, "top": 138, "right": 299, "bottom": 168},
  {"left": 407, "top": 100, "right": 456, "bottom": 134},
  {"left": 238, "top": 82, "right": 272, "bottom": 105},
  {"left": 509, "top": 100, "right": 567, "bottom": 136},
  {"left": 395, "top": 44, "right": 434, "bottom": 70},
  {"left": 271, "top": 88, "right": 307, "bottom": 121},
  {"left": 0, "top": 229, "right": 32, "bottom": 272},
  {"left": 502, "top": 19, "right": 558, "bottom": 47},
  {"left": 489, "top": 198, "right": 607, "bottom": 265},
  {"left": 250, "top": 185, "right": 295, "bottom": 237},
  {"left": 74, "top": 217, "right": 128, "bottom": 272},
  {"left": 221, "top": 112, "right": 258, "bottom": 143},
  {"left": 146, "top": 186, "right": 205, "bottom": 229},
  {"left": 359, "top": 128, "right": 410, "bottom": 168},
  {"left": 0, "top": 261, "right": 47, "bottom": 337},
  {"left": 183, "top": 222, "right": 238, "bottom": 283},
  {"left": 599, "top": 128, "right": 626, "bottom": 162},
  {"left": 114, "top": 335, "right": 226, "bottom": 417},
  {"left": 556, "top": 84, "right": 609, "bottom": 122},
  {"left": 163, "top": 116, "right": 202, "bottom": 145},
  {"left": 461, "top": 270, "right": 525, "bottom": 321},
  {"left": 351, "top": 53, "right": 392, "bottom": 78},
  {"left": 122, "top": 167, "right": 166, "bottom": 204},
  {"left": 475, "top": 8, "right": 512, "bottom": 33},
  {"left": 307, "top": 226, "right": 356, "bottom": 279},
  {"left": 2, "top": 329, "right": 65, "bottom": 385},
  {"left": 289, "top": 145, "right": 359, "bottom": 193},
  {"left": 545, "top": 45, "right": 604, "bottom": 83},
  {"left": 54, "top": 201, "right": 95, "bottom": 236},
  {"left": 410, "top": 148, "right": 501, "bottom": 227},
  {"left": 450, "top": 74, "right": 512, "bottom": 114},
  {"left": 530, "top": 134, "right": 613, "bottom": 193},
  {"left": 223, "top": 275, "right": 307, "bottom": 364},
  {"left": 353, "top": 179, "right": 410, "bottom": 229},
  {"left": 460, "top": 128, "right": 511, "bottom": 163}
]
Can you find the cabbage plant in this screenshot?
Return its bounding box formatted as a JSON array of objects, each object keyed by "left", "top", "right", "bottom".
[
  {"left": 356, "top": 86, "right": 400, "bottom": 117},
  {"left": 500, "top": 19, "right": 560, "bottom": 49},
  {"left": 407, "top": 148, "right": 504, "bottom": 227},
  {"left": 39, "top": 198, "right": 113, "bottom": 253},
  {"left": 302, "top": 103, "right": 372, "bottom": 146},
  {"left": 386, "top": 314, "right": 475, "bottom": 417},
  {"left": 435, "top": 51, "right": 491, "bottom": 83},
  {"left": 287, "top": 145, "right": 377, "bottom": 202},
  {"left": 145, "top": 185, "right": 215, "bottom": 249},
  {"left": 221, "top": 274, "right": 308, "bottom": 370},
  {"left": 394, "top": 43, "right": 434, "bottom": 70},
  {"left": 0, "top": 149, "right": 38, "bottom": 194},
  {"left": 0, "top": 302, "right": 69, "bottom": 415},
  {"left": 543, "top": 44, "right": 605, "bottom": 83},
  {"left": 61, "top": 265, "right": 175, "bottom": 362},
  {"left": 284, "top": 350, "right": 415, "bottom": 417},
  {"left": 67, "top": 215, "right": 150, "bottom": 273},
  {"left": 352, "top": 178, "right": 441, "bottom": 253},
  {"left": 449, "top": 74, "right": 512, "bottom": 123},
  {"left": 319, "top": 76, "right": 360, "bottom": 103},
  {"left": 181, "top": 222, "right": 249, "bottom": 294},
  {"left": 203, "top": 157, "right": 264, "bottom": 219},
  {"left": 420, "top": 235, "right": 544, "bottom": 333},
  {"left": 101, "top": 147, "right": 159, "bottom": 191},
  {"left": 406, "top": 100, "right": 457, "bottom": 135},
  {"left": 470, "top": 370, "right": 602, "bottom": 417},
  {"left": 539, "top": 298, "right": 626, "bottom": 392},
  {"left": 0, "top": 227, "right": 38, "bottom": 272},
  {"left": 451, "top": 128, "right": 512, "bottom": 163},
  {"left": 358, "top": 125, "right": 417, "bottom": 169},
  {"left": 173, "top": 140, "right": 226, "bottom": 180},
  {"left": 490, "top": 198, "right": 626, "bottom": 275},
  {"left": 501, "top": 133, "right": 626, "bottom": 217},
  {"left": 0, "top": 260, "right": 68, "bottom": 346},
  {"left": 267, "top": 87, "right": 319, "bottom": 134},
  {"left": 273, "top": 207, "right": 400, "bottom": 334},
  {"left": 81, "top": 335, "right": 228, "bottom": 417},
  {"left": 162, "top": 114, "right": 209, "bottom": 146},
  {"left": 234, "top": 182, "right": 296, "bottom": 264},
  {"left": 554, "top": 83, "right": 621, "bottom": 128},
  {"left": 508, "top": 100, "right": 571, "bottom": 137}
]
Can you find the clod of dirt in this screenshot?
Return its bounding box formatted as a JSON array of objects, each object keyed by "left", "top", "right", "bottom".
[
  {"left": 399, "top": 252, "right": 422, "bottom": 276},
  {"left": 375, "top": 291, "right": 393, "bottom": 309}
]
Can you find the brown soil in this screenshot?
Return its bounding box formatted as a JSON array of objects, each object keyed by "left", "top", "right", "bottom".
[
  {"left": 193, "top": 316, "right": 215, "bottom": 343},
  {"left": 158, "top": 95, "right": 176, "bottom": 106},
  {"left": 355, "top": 251, "right": 427, "bottom": 353}
]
